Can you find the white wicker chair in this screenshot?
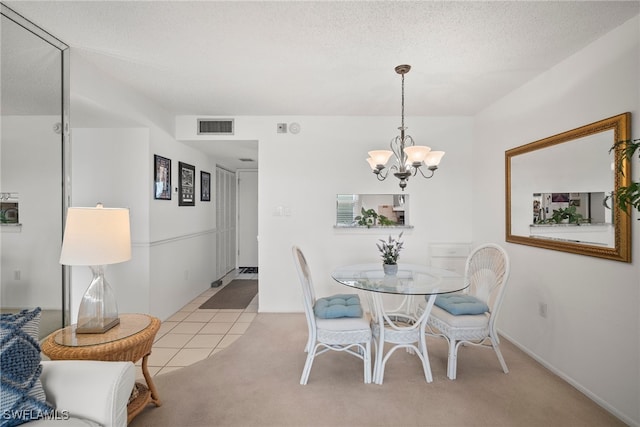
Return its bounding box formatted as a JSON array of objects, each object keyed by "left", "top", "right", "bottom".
[
  {"left": 292, "top": 246, "right": 372, "bottom": 385},
  {"left": 426, "top": 243, "right": 510, "bottom": 380}
]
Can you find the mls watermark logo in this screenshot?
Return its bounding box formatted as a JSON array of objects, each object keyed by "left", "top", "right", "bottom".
[{"left": 2, "top": 409, "right": 70, "bottom": 422}]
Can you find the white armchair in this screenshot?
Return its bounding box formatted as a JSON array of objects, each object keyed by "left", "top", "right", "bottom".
[
  {"left": 30, "top": 360, "right": 135, "bottom": 427},
  {"left": 427, "top": 243, "right": 510, "bottom": 380}
]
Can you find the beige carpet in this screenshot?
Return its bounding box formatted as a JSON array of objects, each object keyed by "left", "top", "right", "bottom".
[{"left": 130, "top": 313, "right": 623, "bottom": 427}]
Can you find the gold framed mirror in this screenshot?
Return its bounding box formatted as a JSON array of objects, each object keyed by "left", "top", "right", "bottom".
[{"left": 505, "top": 113, "right": 631, "bottom": 262}]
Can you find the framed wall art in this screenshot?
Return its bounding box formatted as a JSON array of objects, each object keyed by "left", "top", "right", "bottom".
[
  {"left": 201, "top": 171, "right": 211, "bottom": 202},
  {"left": 178, "top": 162, "right": 196, "bottom": 206},
  {"left": 154, "top": 155, "right": 171, "bottom": 200}
]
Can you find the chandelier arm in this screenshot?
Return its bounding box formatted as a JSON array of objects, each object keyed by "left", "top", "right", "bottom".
[
  {"left": 390, "top": 136, "right": 403, "bottom": 162},
  {"left": 376, "top": 168, "right": 389, "bottom": 181},
  {"left": 415, "top": 166, "right": 436, "bottom": 179},
  {"left": 386, "top": 164, "right": 400, "bottom": 179},
  {"left": 403, "top": 135, "right": 415, "bottom": 148}
]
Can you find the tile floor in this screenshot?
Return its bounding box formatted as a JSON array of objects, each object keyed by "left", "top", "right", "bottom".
[{"left": 135, "top": 269, "right": 258, "bottom": 379}]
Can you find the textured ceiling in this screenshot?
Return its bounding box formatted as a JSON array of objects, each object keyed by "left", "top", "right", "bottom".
[
  {"left": 3, "top": 1, "right": 639, "bottom": 170},
  {"left": 5, "top": 1, "right": 639, "bottom": 117}
]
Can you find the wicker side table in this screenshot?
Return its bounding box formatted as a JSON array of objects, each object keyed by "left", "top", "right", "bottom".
[{"left": 41, "top": 313, "right": 162, "bottom": 423}]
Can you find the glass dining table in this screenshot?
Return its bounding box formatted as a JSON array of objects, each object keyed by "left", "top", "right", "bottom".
[{"left": 331, "top": 263, "right": 468, "bottom": 384}]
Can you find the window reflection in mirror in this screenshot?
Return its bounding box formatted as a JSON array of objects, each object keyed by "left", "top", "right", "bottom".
[
  {"left": 530, "top": 192, "right": 613, "bottom": 246},
  {"left": 532, "top": 192, "right": 610, "bottom": 224},
  {"left": 336, "top": 194, "right": 409, "bottom": 227}
]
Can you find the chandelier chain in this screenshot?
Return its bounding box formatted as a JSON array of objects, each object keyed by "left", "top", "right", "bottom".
[{"left": 401, "top": 73, "right": 405, "bottom": 130}]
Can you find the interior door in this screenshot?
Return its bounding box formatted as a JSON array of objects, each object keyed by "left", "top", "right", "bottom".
[{"left": 236, "top": 170, "right": 258, "bottom": 268}]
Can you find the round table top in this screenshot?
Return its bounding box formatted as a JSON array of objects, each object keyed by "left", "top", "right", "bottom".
[
  {"left": 331, "top": 263, "right": 468, "bottom": 295},
  {"left": 53, "top": 313, "right": 152, "bottom": 347}
]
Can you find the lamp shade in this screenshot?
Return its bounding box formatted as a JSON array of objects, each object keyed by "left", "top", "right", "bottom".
[
  {"left": 60, "top": 205, "right": 131, "bottom": 266},
  {"left": 404, "top": 145, "right": 431, "bottom": 164},
  {"left": 368, "top": 150, "right": 394, "bottom": 167},
  {"left": 425, "top": 151, "right": 446, "bottom": 167},
  {"left": 366, "top": 157, "right": 379, "bottom": 170}
]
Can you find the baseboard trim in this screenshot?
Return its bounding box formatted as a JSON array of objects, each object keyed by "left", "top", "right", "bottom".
[{"left": 498, "top": 329, "right": 635, "bottom": 426}]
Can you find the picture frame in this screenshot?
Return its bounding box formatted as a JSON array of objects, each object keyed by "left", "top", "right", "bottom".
[
  {"left": 178, "top": 162, "right": 196, "bottom": 206},
  {"left": 201, "top": 171, "right": 211, "bottom": 202},
  {"left": 154, "top": 155, "right": 172, "bottom": 200},
  {"left": 551, "top": 193, "right": 570, "bottom": 203},
  {"left": 0, "top": 201, "right": 19, "bottom": 224}
]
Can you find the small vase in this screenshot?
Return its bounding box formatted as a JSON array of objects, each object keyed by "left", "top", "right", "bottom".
[{"left": 383, "top": 263, "right": 398, "bottom": 276}]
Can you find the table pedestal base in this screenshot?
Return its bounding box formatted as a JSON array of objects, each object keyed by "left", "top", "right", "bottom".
[{"left": 370, "top": 293, "right": 437, "bottom": 384}]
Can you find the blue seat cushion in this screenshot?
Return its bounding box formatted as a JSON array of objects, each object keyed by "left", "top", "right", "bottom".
[
  {"left": 432, "top": 294, "right": 489, "bottom": 316},
  {"left": 314, "top": 294, "right": 363, "bottom": 319},
  {"left": 1, "top": 308, "right": 55, "bottom": 426}
]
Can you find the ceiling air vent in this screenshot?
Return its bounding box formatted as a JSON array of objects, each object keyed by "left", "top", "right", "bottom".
[{"left": 198, "top": 118, "right": 234, "bottom": 135}]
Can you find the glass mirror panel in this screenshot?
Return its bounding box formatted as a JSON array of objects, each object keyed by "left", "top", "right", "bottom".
[
  {"left": 1, "top": 5, "right": 70, "bottom": 337},
  {"left": 506, "top": 113, "right": 631, "bottom": 262},
  {"left": 336, "top": 194, "right": 409, "bottom": 227}
]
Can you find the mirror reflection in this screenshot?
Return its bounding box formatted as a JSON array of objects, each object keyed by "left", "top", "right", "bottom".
[
  {"left": 506, "top": 113, "right": 631, "bottom": 262},
  {"left": 336, "top": 194, "right": 409, "bottom": 227},
  {"left": 530, "top": 192, "right": 612, "bottom": 246},
  {"left": 1, "top": 6, "right": 69, "bottom": 336}
]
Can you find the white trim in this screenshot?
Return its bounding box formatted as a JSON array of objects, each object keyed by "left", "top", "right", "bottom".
[{"left": 145, "top": 229, "right": 216, "bottom": 247}]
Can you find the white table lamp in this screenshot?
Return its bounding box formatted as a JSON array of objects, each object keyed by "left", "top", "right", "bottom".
[{"left": 60, "top": 203, "right": 131, "bottom": 333}]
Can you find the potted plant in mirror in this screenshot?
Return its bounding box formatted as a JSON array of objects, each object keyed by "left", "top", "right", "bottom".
[
  {"left": 610, "top": 139, "right": 640, "bottom": 215},
  {"left": 535, "top": 205, "right": 585, "bottom": 225},
  {"left": 377, "top": 232, "right": 403, "bottom": 275},
  {"left": 551, "top": 205, "right": 584, "bottom": 224}
]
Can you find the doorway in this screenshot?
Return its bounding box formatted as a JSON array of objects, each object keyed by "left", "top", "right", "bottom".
[{"left": 236, "top": 170, "right": 258, "bottom": 269}]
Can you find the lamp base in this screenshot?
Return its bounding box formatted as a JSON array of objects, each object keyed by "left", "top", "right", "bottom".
[
  {"left": 76, "top": 316, "right": 120, "bottom": 334},
  {"left": 76, "top": 265, "right": 121, "bottom": 334}
]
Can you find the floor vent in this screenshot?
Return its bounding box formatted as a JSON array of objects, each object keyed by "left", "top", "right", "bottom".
[{"left": 198, "top": 119, "right": 234, "bottom": 135}]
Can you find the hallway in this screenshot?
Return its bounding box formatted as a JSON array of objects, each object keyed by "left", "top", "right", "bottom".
[{"left": 139, "top": 269, "right": 258, "bottom": 378}]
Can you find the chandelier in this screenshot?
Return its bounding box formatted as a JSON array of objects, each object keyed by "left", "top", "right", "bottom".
[{"left": 366, "top": 64, "right": 445, "bottom": 191}]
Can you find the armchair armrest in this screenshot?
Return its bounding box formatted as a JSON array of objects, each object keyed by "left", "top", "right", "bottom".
[{"left": 39, "top": 360, "right": 135, "bottom": 427}]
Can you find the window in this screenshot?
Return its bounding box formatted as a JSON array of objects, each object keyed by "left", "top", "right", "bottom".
[{"left": 336, "top": 194, "right": 358, "bottom": 225}]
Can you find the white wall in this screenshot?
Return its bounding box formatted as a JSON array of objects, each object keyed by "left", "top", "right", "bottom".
[
  {"left": 177, "top": 114, "right": 474, "bottom": 312},
  {"left": 146, "top": 125, "right": 217, "bottom": 320},
  {"left": 179, "top": 114, "right": 474, "bottom": 311},
  {"left": 473, "top": 16, "right": 639, "bottom": 425},
  {"left": 70, "top": 53, "right": 217, "bottom": 321},
  {"left": 254, "top": 115, "right": 474, "bottom": 312},
  {"left": 69, "top": 128, "right": 150, "bottom": 320}
]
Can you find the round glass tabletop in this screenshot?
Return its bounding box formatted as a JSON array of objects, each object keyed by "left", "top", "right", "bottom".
[
  {"left": 53, "top": 313, "right": 151, "bottom": 347},
  {"left": 331, "top": 263, "right": 468, "bottom": 295}
]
